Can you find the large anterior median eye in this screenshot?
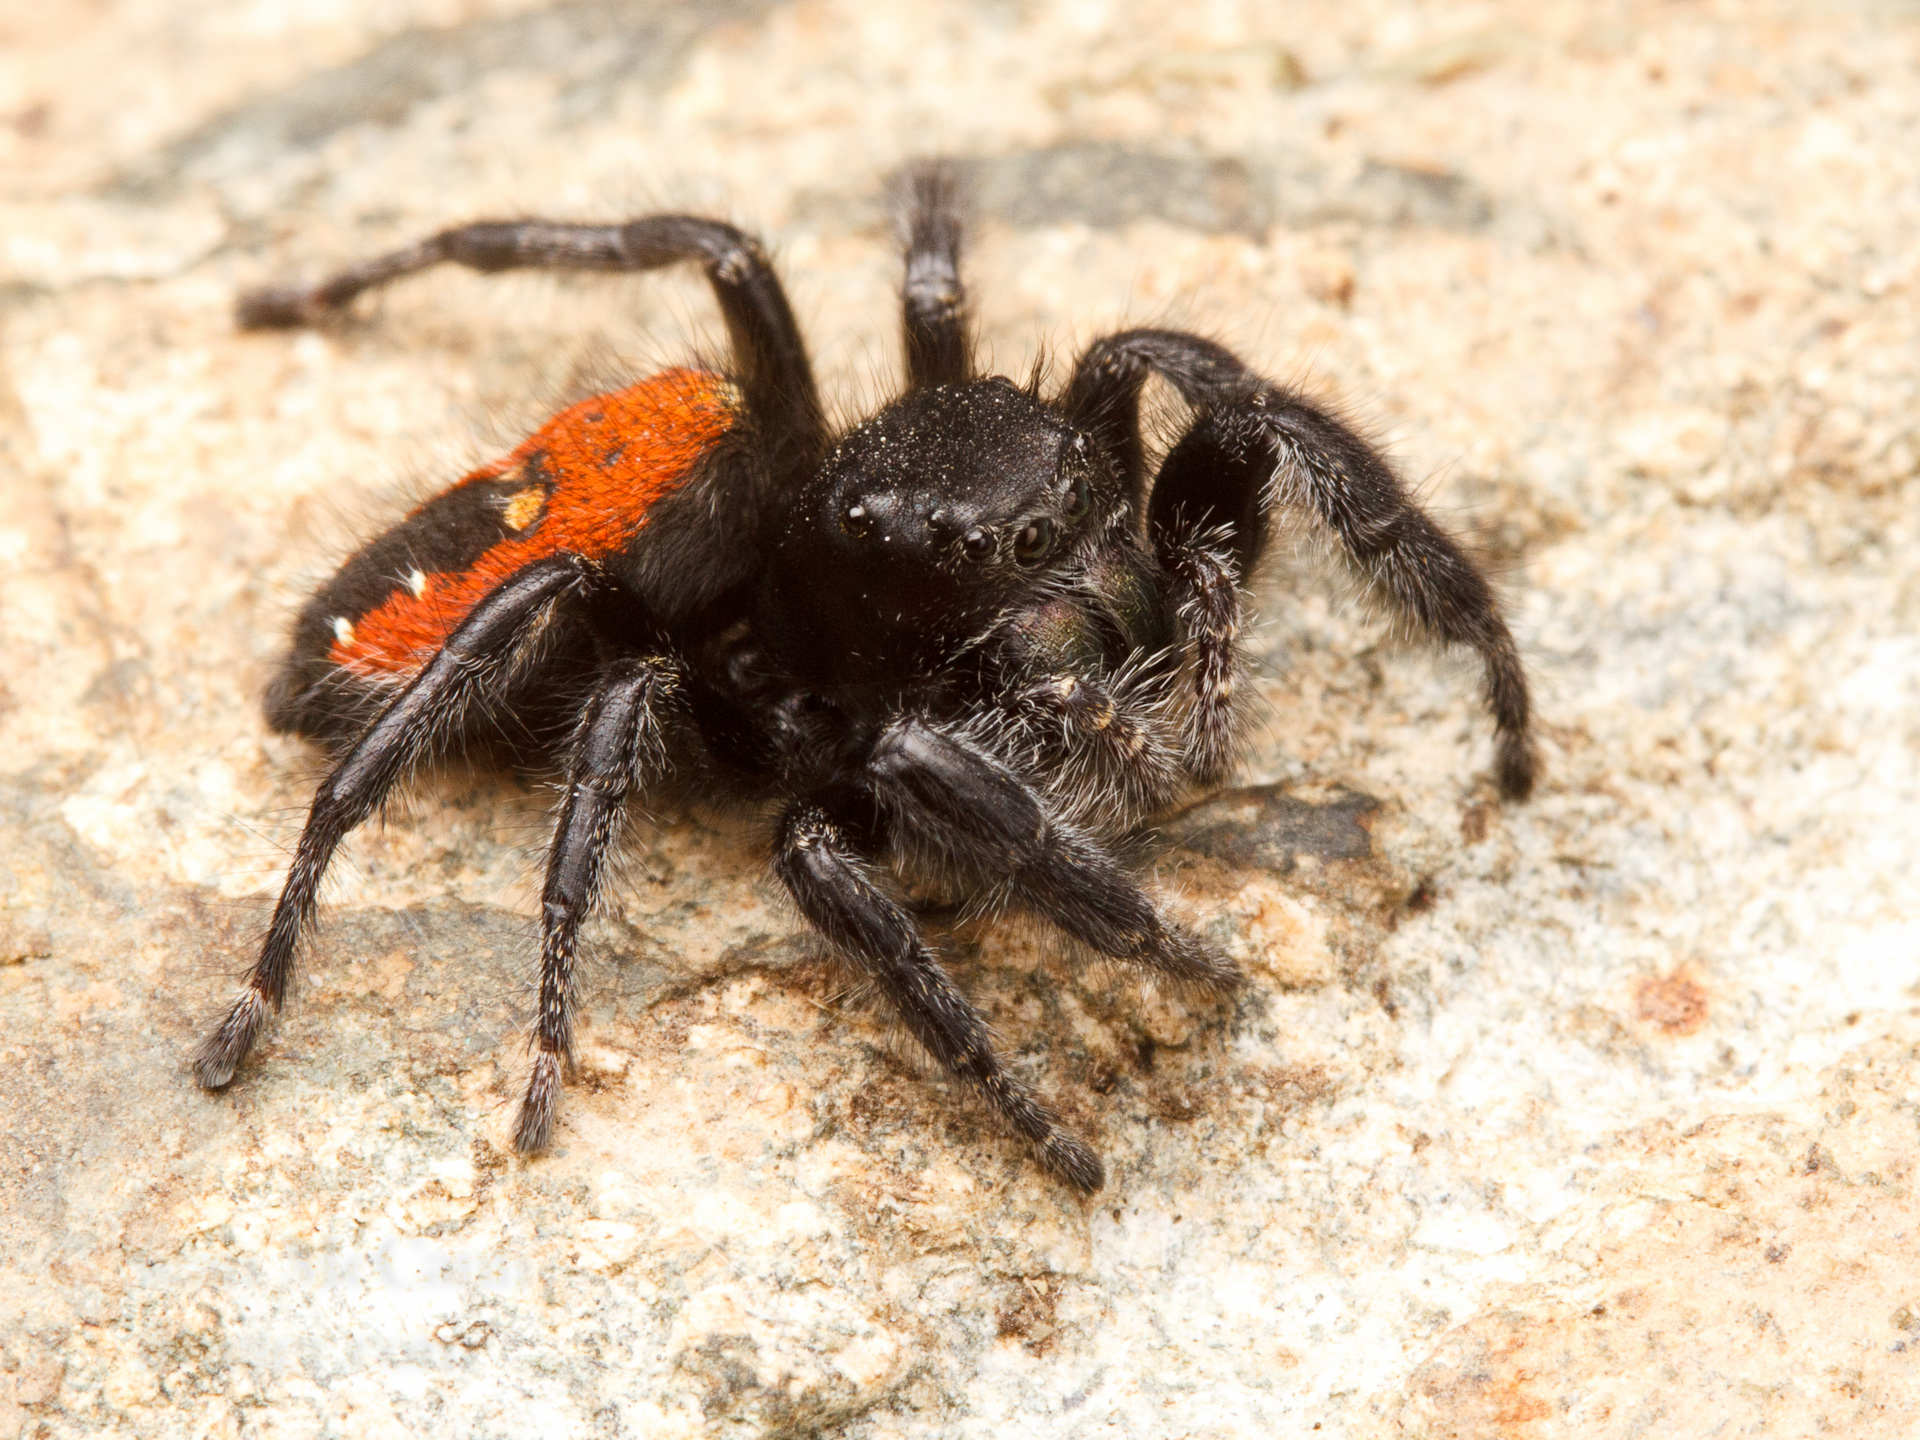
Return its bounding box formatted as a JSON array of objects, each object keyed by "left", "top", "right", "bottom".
[{"left": 1014, "top": 517, "right": 1056, "bottom": 566}]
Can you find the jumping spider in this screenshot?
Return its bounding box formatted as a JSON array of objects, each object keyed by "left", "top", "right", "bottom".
[{"left": 196, "top": 169, "right": 1535, "bottom": 1191}]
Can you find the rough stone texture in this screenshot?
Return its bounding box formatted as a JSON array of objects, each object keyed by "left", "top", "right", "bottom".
[{"left": 3, "top": 1, "right": 1918, "bottom": 1436}]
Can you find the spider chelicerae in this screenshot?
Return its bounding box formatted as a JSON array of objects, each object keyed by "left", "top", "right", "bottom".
[{"left": 195, "top": 169, "right": 1536, "bottom": 1191}]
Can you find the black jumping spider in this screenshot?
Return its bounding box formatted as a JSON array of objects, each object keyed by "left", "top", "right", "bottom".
[{"left": 196, "top": 170, "right": 1534, "bottom": 1191}]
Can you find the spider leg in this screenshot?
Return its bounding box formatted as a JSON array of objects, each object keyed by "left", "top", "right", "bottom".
[
  {"left": 193, "top": 554, "right": 591, "bottom": 1090},
  {"left": 514, "top": 653, "right": 677, "bottom": 1155},
  {"left": 1063, "top": 328, "right": 1536, "bottom": 799},
  {"left": 1155, "top": 536, "right": 1244, "bottom": 784},
  {"left": 899, "top": 164, "right": 973, "bottom": 389},
  {"left": 237, "top": 215, "right": 824, "bottom": 472},
  {"left": 1011, "top": 669, "right": 1184, "bottom": 820},
  {"left": 867, "top": 717, "right": 1241, "bottom": 992},
  {"left": 773, "top": 801, "right": 1104, "bottom": 1192}
]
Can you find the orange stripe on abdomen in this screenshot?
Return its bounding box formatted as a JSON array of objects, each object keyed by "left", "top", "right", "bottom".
[{"left": 330, "top": 368, "right": 739, "bottom": 676}]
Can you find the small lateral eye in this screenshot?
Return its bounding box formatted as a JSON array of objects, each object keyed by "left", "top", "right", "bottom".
[
  {"left": 963, "top": 526, "right": 994, "bottom": 561},
  {"left": 842, "top": 502, "right": 872, "bottom": 537},
  {"left": 1063, "top": 471, "right": 1092, "bottom": 521},
  {"left": 1014, "top": 517, "right": 1056, "bottom": 566}
]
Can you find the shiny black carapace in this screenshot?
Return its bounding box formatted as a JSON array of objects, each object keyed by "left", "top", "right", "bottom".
[{"left": 196, "top": 169, "right": 1535, "bottom": 1190}]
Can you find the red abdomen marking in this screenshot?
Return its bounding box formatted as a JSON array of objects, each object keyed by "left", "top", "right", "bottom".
[{"left": 329, "top": 368, "right": 738, "bottom": 676}]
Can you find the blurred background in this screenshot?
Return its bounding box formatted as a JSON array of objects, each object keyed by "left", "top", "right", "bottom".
[{"left": 2, "top": 3, "right": 1917, "bottom": 1437}]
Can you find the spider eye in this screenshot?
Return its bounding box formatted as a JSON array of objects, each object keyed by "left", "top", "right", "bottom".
[
  {"left": 842, "top": 502, "right": 872, "bottom": 538},
  {"left": 1014, "top": 518, "right": 1056, "bottom": 566},
  {"left": 1063, "top": 472, "right": 1092, "bottom": 521},
  {"left": 962, "top": 526, "right": 994, "bottom": 561}
]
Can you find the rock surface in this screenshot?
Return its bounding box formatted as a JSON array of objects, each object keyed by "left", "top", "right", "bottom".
[{"left": 4, "top": 2, "right": 1919, "bottom": 1436}]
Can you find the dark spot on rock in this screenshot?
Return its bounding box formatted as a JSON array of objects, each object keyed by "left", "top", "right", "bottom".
[
  {"left": 1135, "top": 1039, "right": 1157, "bottom": 1073},
  {"left": 1460, "top": 803, "right": 1492, "bottom": 845},
  {"left": 1405, "top": 877, "right": 1439, "bottom": 914},
  {"left": 996, "top": 1278, "right": 1059, "bottom": 1354},
  {"left": 1634, "top": 970, "right": 1708, "bottom": 1036},
  {"left": 1149, "top": 1090, "right": 1199, "bottom": 1122},
  {"left": 1765, "top": 1243, "right": 1791, "bottom": 1264},
  {"left": 845, "top": 1081, "right": 899, "bottom": 1137},
  {"left": 1374, "top": 976, "right": 1400, "bottom": 1020},
  {"left": 0, "top": 913, "right": 53, "bottom": 965},
  {"left": 1154, "top": 784, "right": 1378, "bottom": 873},
  {"left": 11, "top": 101, "right": 51, "bottom": 138},
  {"left": 469, "top": 1136, "right": 510, "bottom": 1191}
]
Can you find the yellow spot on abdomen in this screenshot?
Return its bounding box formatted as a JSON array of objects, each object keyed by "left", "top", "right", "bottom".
[{"left": 501, "top": 488, "right": 545, "bottom": 531}]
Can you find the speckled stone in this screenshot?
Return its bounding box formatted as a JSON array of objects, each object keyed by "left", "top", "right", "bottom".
[{"left": 3, "top": 2, "right": 1918, "bottom": 1437}]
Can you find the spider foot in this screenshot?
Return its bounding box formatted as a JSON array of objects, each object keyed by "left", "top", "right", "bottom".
[
  {"left": 236, "top": 284, "right": 327, "bottom": 330},
  {"left": 1497, "top": 731, "right": 1538, "bottom": 802},
  {"left": 192, "top": 989, "right": 269, "bottom": 1090},
  {"left": 513, "top": 1049, "right": 564, "bottom": 1155},
  {"left": 1149, "top": 919, "right": 1245, "bottom": 996},
  {"left": 1038, "top": 1128, "right": 1106, "bottom": 1193}
]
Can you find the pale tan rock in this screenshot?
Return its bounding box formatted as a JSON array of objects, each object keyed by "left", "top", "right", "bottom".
[{"left": 3, "top": 2, "right": 1918, "bottom": 1437}]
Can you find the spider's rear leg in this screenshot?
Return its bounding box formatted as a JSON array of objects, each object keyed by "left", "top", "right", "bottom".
[
  {"left": 867, "top": 718, "right": 1241, "bottom": 994},
  {"left": 514, "top": 654, "right": 678, "bottom": 1155},
  {"left": 1067, "top": 329, "right": 1538, "bottom": 800},
  {"left": 774, "top": 802, "right": 1105, "bottom": 1192},
  {"left": 194, "top": 554, "right": 592, "bottom": 1090}
]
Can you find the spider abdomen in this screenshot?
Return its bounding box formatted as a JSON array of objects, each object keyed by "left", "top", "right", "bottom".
[{"left": 266, "top": 368, "right": 741, "bottom": 737}]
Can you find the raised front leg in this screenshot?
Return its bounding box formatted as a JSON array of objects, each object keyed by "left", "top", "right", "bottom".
[
  {"left": 865, "top": 717, "right": 1240, "bottom": 992},
  {"left": 237, "top": 215, "right": 825, "bottom": 476},
  {"left": 1065, "top": 328, "right": 1538, "bottom": 800},
  {"left": 773, "top": 800, "right": 1105, "bottom": 1192}
]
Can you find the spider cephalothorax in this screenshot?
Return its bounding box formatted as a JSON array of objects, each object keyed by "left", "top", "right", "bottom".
[{"left": 197, "top": 170, "right": 1535, "bottom": 1191}]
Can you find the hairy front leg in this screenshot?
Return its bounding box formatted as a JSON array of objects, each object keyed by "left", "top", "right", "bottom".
[
  {"left": 1067, "top": 329, "right": 1537, "bottom": 799},
  {"left": 866, "top": 717, "right": 1241, "bottom": 993},
  {"left": 774, "top": 801, "right": 1105, "bottom": 1191}
]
